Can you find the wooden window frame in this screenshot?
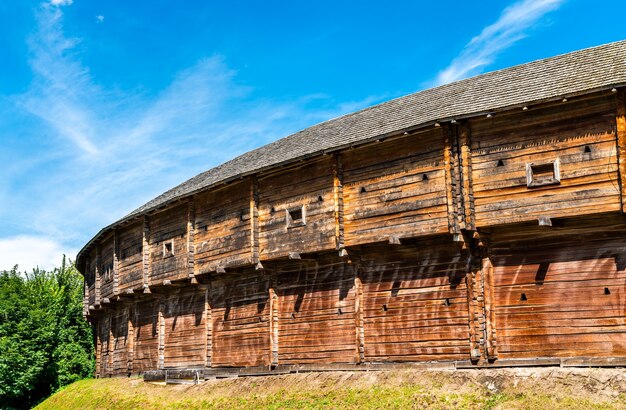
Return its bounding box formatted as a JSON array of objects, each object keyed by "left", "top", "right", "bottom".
[
  {"left": 286, "top": 205, "right": 306, "bottom": 228},
  {"left": 162, "top": 239, "right": 174, "bottom": 258},
  {"left": 526, "top": 158, "right": 561, "bottom": 188}
]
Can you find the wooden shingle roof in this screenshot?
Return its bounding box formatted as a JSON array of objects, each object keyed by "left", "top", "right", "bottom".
[{"left": 77, "top": 40, "right": 626, "bottom": 263}]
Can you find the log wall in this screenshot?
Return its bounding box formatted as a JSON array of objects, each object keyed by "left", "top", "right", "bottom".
[
  {"left": 148, "top": 204, "right": 189, "bottom": 284},
  {"left": 342, "top": 128, "right": 449, "bottom": 246},
  {"left": 84, "top": 91, "right": 626, "bottom": 376},
  {"left": 358, "top": 239, "right": 471, "bottom": 362},
  {"left": 194, "top": 182, "right": 252, "bottom": 273},
  {"left": 258, "top": 157, "right": 336, "bottom": 260},
  {"left": 471, "top": 97, "right": 620, "bottom": 227},
  {"left": 118, "top": 222, "right": 143, "bottom": 293}
]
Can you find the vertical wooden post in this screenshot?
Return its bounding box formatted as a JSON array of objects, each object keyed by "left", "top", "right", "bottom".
[
  {"left": 187, "top": 198, "right": 196, "bottom": 281},
  {"left": 616, "top": 90, "right": 626, "bottom": 212},
  {"left": 127, "top": 303, "right": 134, "bottom": 375},
  {"left": 107, "top": 312, "right": 114, "bottom": 376},
  {"left": 465, "top": 268, "right": 480, "bottom": 361},
  {"left": 332, "top": 154, "right": 345, "bottom": 252},
  {"left": 354, "top": 273, "right": 365, "bottom": 363},
  {"left": 83, "top": 258, "right": 89, "bottom": 318},
  {"left": 205, "top": 286, "right": 212, "bottom": 368},
  {"left": 250, "top": 176, "right": 261, "bottom": 269},
  {"left": 269, "top": 279, "right": 279, "bottom": 367},
  {"left": 95, "top": 319, "right": 102, "bottom": 377},
  {"left": 113, "top": 229, "right": 119, "bottom": 297},
  {"left": 95, "top": 245, "right": 101, "bottom": 306},
  {"left": 158, "top": 299, "right": 165, "bottom": 370},
  {"left": 482, "top": 257, "right": 498, "bottom": 360},
  {"left": 443, "top": 124, "right": 460, "bottom": 234},
  {"left": 459, "top": 122, "right": 475, "bottom": 232},
  {"left": 142, "top": 216, "right": 151, "bottom": 292}
]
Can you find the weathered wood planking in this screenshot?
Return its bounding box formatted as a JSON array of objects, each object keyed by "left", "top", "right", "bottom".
[
  {"left": 162, "top": 289, "right": 206, "bottom": 369},
  {"left": 132, "top": 299, "right": 159, "bottom": 373},
  {"left": 86, "top": 253, "right": 96, "bottom": 307},
  {"left": 110, "top": 304, "right": 130, "bottom": 374},
  {"left": 194, "top": 181, "right": 252, "bottom": 273},
  {"left": 616, "top": 90, "right": 626, "bottom": 211},
  {"left": 97, "top": 312, "right": 111, "bottom": 376},
  {"left": 487, "top": 215, "right": 626, "bottom": 359},
  {"left": 471, "top": 96, "right": 620, "bottom": 227},
  {"left": 117, "top": 222, "right": 144, "bottom": 293},
  {"left": 99, "top": 234, "right": 115, "bottom": 301},
  {"left": 358, "top": 239, "right": 471, "bottom": 362},
  {"left": 149, "top": 203, "right": 190, "bottom": 284},
  {"left": 273, "top": 255, "right": 358, "bottom": 364},
  {"left": 342, "top": 128, "right": 449, "bottom": 246},
  {"left": 258, "top": 157, "right": 336, "bottom": 260},
  {"left": 83, "top": 88, "right": 626, "bottom": 377},
  {"left": 210, "top": 271, "right": 271, "bottom": 367}
]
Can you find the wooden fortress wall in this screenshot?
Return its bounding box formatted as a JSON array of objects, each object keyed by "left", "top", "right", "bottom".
[{"left": 85, "top": 91, "right": 626, "bottom": 376}]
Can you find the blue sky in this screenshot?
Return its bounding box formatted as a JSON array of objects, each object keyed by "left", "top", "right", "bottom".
[{"left": 1, "top": 0, "right": 625, "bottom": 271}]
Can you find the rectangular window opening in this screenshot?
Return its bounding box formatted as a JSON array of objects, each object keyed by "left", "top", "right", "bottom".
[
  {"left": 286, "top": 206, "right": 306, "bottom": 228},
  {"left": 526, "top": 158, "right": 560, "bottom": 188},
  {"left": 162, "top": 240, "right": 174, "bottom": 258}
]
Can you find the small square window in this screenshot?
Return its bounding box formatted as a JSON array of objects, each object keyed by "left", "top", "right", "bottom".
[
  {"left": 286, "top": 206, "right": 306, "bottom": 228},
  {"left": 526, "top": 158, "right": 560, "bottom": 188},
  {"left": 163, "top": 240, "right": 174, "bottom": 258}
]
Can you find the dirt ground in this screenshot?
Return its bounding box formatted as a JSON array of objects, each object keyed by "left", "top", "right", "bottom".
[{"left": 37, "top": 367, "right": 626, "bottom": 409}]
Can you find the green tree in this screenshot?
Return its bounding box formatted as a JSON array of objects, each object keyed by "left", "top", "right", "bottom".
[{"left": 0, "top": 257, "right": 94, "bottom": 409}]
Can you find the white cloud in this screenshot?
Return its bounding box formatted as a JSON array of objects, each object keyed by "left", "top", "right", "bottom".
[
  {"left": 434, "top": 0, "right": 564, "bottom": 85},
  {"left": 96, "top": 15, "right": 104, "bottom": 23},
  {"left": 49, "top": 0, "right": 73, "bottom": 7},
  {"left": 0, "top": 236, "right": 77, "bottom": 272},
  {"left": 3, "top": 1, "right": 383, "bottom": 259},
  {"left": 20, "top": 6, "right": 99, "bottom": 155}
]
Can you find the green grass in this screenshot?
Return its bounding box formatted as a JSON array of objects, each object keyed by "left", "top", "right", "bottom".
[{"left": 35, "top": 370, "right": 626, "bottom": 410}]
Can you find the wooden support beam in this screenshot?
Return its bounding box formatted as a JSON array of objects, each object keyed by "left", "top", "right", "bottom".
[
  {"left": 250, "top": 176, "right": 260, "bottom": 266},
  {"left": 388, "top": 235, "right": 401, "bottom": 245},
  {"left": 127, "top": 304, "right": 134, "bottom": 374},
  {"left": 83, "top": 258, "right": 89, "bottom": 318},
  {"left": 95, "top": 244, "right": 101, "bottom": 306},
  {"left": 482, "top": 257, "right": 498, "bottom": 360},
  {"left": 158, "top": 300, "right": 165, "bottom": 370},
  {"left": 187, "top": 198, "right": 196, "bottom": 281},
  {"left": 142, "top": 216, "right": 150, "bottom": 290},
  {"left": 354, "top": 274, "right": 365, "bottom": 363},
  {"left": 332, "top": 154, "right": 345, "bottom": 250},
  {"left": 616, "top": 90, "right": 626, "bottom": 212},
  {"left": 538, "top": 216, "right": 552, "bottom": 227},
  {"left": 459, "top": 122, "right": 476, "bottom": 232},
  {"left": 112, "top": 229, "right": 119, "bottom": 296},
  {"left": 269, "top": 284, "right": 278, "bottom": 367},
  {"left": 205, "top": 287, "right": 212, "bottom": 368},
  {"left": 442, "top": 124, "right": 460, "bottom": 234},
  {"left": 95, "top": 318, "right": 102, "bottom": 377},
  {"left": 450, "top": 125, "right": 466, "bottom": 230}
]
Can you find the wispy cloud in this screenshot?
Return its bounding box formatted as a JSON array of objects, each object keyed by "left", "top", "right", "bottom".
[
  {"left": 1, "top": 1, "right": 382, "bottom": 271},
  {"left": 0, "top": 236, "right": 77, "bottom": 272},
  {"left": 49, "top": 0, "right": 73, "bottom": 8},
  {"left": 19, "top": 5, "right": 99, "bottom": 154},
  {"left": 434, "top": 0, "right": 564, "bottom": 85}
]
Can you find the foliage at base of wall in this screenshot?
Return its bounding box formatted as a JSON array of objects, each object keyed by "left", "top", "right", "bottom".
[{"left": 0, "top": 257, "right": 94, "bottom": 410}]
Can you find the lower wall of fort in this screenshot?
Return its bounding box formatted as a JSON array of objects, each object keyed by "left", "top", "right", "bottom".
[{"left": 91, "top": 214, "right": 626, "bottom": 377}]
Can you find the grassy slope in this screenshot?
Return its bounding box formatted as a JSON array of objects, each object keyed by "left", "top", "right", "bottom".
[{"left": 36, "top": 369, "right": 626, "bottom": 410}]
